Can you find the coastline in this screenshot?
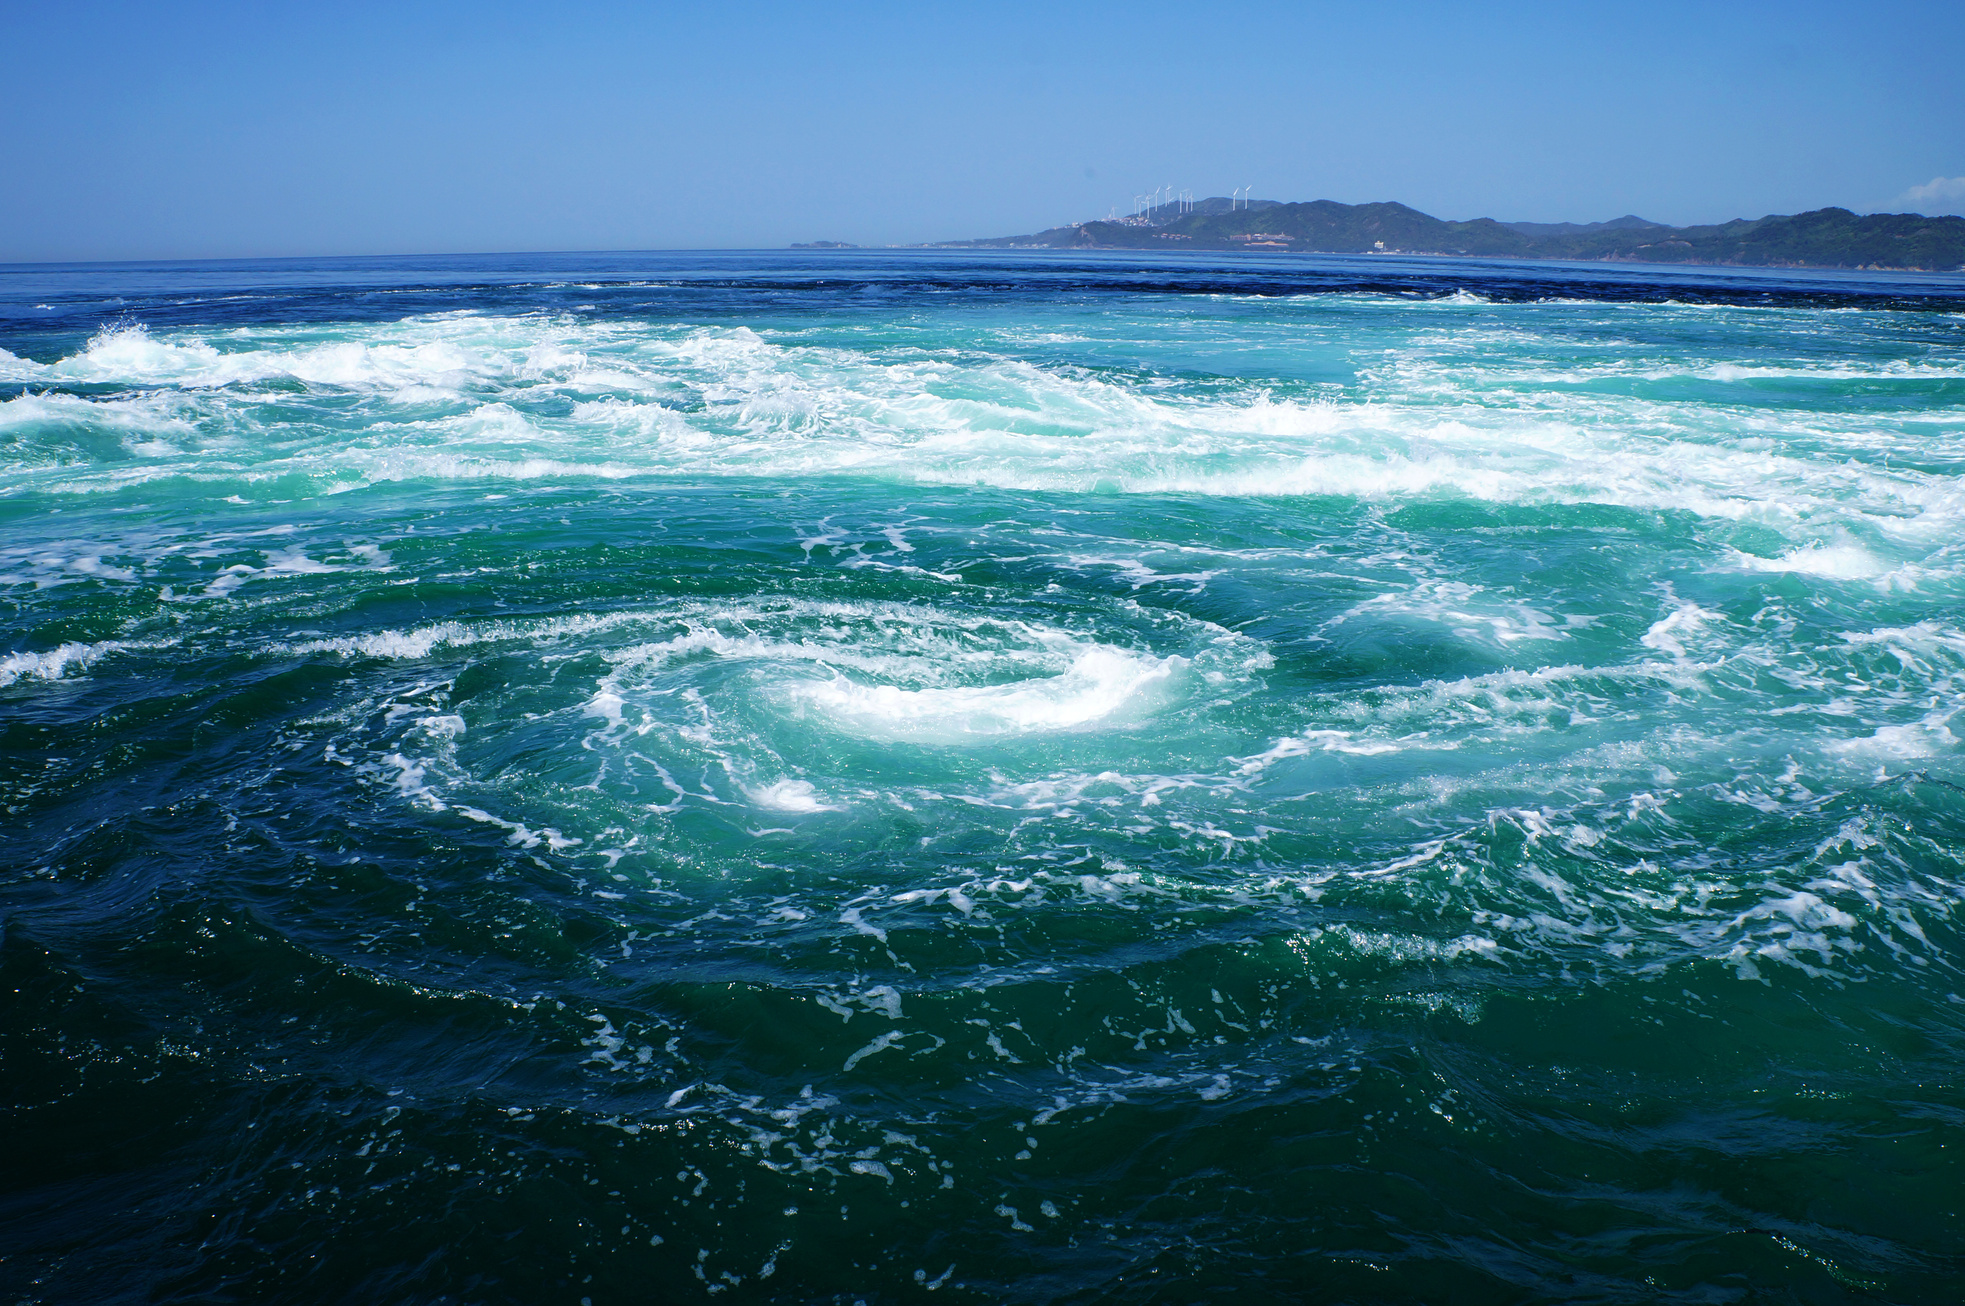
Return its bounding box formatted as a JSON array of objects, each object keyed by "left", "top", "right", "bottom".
[
  {"left": 922, "top": 240, "right": 1965, "bottom": 276},
  {"left": 919, "top": 199, "right": 1965, "bottom": 275}
]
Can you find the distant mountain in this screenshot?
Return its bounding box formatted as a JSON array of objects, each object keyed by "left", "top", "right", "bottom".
[
  {"left": 1500, "top": 215, "right": 1668, "bottom": 238},
  {"left": 929, "top": 200, "right": 1965, "bottom": 273}
]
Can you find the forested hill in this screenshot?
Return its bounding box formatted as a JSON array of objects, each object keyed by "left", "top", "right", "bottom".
[{"left": 935, "top": 200, "right": 1965, "bottom": 272}]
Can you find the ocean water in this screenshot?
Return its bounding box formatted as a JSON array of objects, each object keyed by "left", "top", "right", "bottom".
[{"left": 2, "top": 250, "right": 1962, "bottom": 1304}]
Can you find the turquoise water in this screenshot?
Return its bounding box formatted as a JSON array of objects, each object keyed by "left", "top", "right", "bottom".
[{"left": 3, "top": 251, "right": 1963, "bottom": 1303}]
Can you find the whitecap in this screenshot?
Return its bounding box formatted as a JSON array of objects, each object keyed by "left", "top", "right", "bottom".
[
  {"left": 1734, "top": 541, "right": 1891, "bottom": 580},
  {"left": 0, "top": 639, "right": 136, "bottom": 687}
]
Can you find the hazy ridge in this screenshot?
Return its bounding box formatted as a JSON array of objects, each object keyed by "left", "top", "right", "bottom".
[{"left": 922, "top": 198, "right": 1965, "bottom": 272}]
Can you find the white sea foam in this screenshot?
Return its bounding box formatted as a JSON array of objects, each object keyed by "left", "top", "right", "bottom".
[
  {"left": 575, "top": 600, "right": 1231, "bottom": 753},
  {"left": 284, "top": 608, "right": 680, "bottom": 659},
  {"left": 7, "top": 312, "right": 1960, "bottom": 570},
  {"left": 745, "top": 779, "right": 843, "bottom": 812},
  {"left": 1733, "top": 541, "right": 1891, "bottom": 580},
  {"left": 1639, "top": 602, "right": 1721, "bottom": 660},
  {"left": 8, "top": 295, "right": 1961, "bottom": 694},
  {"left": 792, "top": 645, "right": 1182, "bottom": 742},
  {"left": 1841, "top": 621, "right": 1965, "bottom": 660},
  {"left": 1236, "top": 731, "right": 1417, "bottom": 773},
  {"left": 1828, "top": 712, "right": 1959, "bottom": 760},
  {"left": 1322, "top": 579, "right": 1579, "bottom": 648},
  {"left": 0, "top": 389, "right": 203, "bottom": 454},
  {"left": 0, "top": 639, "right": 138, "bottom": 687}
]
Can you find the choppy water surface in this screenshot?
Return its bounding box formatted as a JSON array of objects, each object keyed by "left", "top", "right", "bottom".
[{"left": 3, "top": 251, "right": 1963, "bottom": 1303}]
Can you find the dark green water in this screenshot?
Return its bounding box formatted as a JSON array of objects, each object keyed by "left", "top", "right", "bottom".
[{"left": 3, "top": 252, "right": 1963, "bottom": 1303}]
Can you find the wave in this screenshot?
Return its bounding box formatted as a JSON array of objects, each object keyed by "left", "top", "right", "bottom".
[
  {"left": 4, "top": 313, "right": 1961, "bottom": 565},
  {"left": 0, "top": 637, "right": 167, "bottom": 687}
]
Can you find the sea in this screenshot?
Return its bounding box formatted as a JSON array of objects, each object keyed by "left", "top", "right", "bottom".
[{"left": 2, "top": 249, "right": 1962, "bottom": 1304}]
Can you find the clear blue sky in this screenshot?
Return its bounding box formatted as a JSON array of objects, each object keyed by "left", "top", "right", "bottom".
[{"left": 5, "top": 0, "right": 1961, "bottom": 261}]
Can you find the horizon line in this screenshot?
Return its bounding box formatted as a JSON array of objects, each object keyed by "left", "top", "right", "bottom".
[{"left": 6, "top": 201, "right": 1962, "bottom": 270}]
